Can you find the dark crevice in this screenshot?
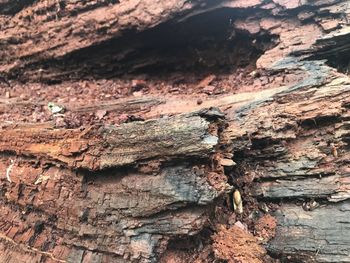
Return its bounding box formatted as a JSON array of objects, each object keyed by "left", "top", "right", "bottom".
[
  {"left": 12, "top": 7, "right": 278, "bottom": 83},
  {"left": 166, "top": 227, "right": 213, "bottom": 250},
  {"left": 299, "top": 115, "right": 342, "bottom": 129},
  {"left": 161, "top": 226, "right": 216, "bottom": 262},
  {"left": 325, "top": 51, "right": 350, "bottom": 74},
  {"left": 0, "top": 0, "right": 36, "bottom": 15},
  {"left": 305, "top": 30, "right": 350, "bottom": 74}
]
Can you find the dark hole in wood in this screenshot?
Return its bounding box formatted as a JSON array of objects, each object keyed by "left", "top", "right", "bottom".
[{"left": 15, "top": 7, "right": 278, "bottom": 83}]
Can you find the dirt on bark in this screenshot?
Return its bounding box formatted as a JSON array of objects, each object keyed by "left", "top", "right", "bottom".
[{"left": 213, "top": 225, "right": 268, "bottom": 263}]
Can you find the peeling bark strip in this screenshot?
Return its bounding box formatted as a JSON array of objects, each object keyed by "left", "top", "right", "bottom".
[
  {"left": 255, "top": 174, "right": 350, "bottom": 202},
  {"left": 0, "top": 110, "right": 221, "bottom": 170}
]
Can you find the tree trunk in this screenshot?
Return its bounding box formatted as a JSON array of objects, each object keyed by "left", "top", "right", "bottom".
[{"left": 0, "top": 0, "right": 350, "bottom": 262}]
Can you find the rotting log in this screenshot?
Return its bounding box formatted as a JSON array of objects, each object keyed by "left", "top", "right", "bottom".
[
  {"left": 0, "top": 156, "right": 229, "bottom": 262},
  {"left": 225, "top": 73, "right": 350, "bottom": 262},
  {"left": 269, "top": 203, "right": 350, "bottom": 263},
  {"left": 227, "top": 72, "right": 350, "bottom": 262},
  {"left": 1, "top": 0, "right": 350, "bottom": 262},
  {"left": 0, "top": 109, "right": 223, "bottom": 170},
  {"left": 0, "top": 107, "right": 230, "bottom": 262}
]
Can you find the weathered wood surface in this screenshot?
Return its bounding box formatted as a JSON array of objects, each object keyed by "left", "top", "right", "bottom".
[
  {"left": 0, "top": 0, "right": 346, "bottom": 82},
  {"left": 224, "top": 65, "right": 350, "bottom": 260},
  {"left": 0, "top": 110, "right": 222, "bottom": 170},
  {"left": 1, "top": 0, "right": 350, "bottom": 262},
  {"left": 225, "top": 41, "right": 350, "bottom": 263},
  {"left": 0, "top": 155, "right": 229, "bottom": 262},
  {"left": 227, "top": 73, "right": 350, "bottom": 261},
  {"left": 0, "top": 0, "right": 243, "bottom": 81},
  {"left": 269, "top": 203, "right": 350, "bottom": 263},
  {"left": 243, "top": 77, "right": 350, "bottom": 203}
]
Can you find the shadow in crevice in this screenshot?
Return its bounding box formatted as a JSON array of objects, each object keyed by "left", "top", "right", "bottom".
[
  {"left": 21, "top": 7, "right": 278, "bottom": 83},
  {"left": 0, "top": 0, "right": 36, "bottom": 15}
]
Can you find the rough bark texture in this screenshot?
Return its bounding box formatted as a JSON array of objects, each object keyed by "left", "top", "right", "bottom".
[
  {"left": 0, "top": 110, "right": 221, "bottom": 170},
  {"left": 0, "top": 156, "right": 226, "bottom": 262},
  {"left": 1, "top": 0, "right": 350, "bottom": 263}
]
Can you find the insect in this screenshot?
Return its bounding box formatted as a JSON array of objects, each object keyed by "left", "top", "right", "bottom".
[{"left": 233, "top": 190, "right": 243, "bottom": 214}]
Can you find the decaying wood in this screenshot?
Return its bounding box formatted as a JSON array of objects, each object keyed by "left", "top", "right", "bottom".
[
  {"left": 269, "top": 203, "right": 350, "bottom": 262},
  {"left": 228, "top": 73, "right": 350, "bottom": 261},
  {"left": 0, "top": 156, "right": 228, "bottom": 262},
  {"left": 0, "top": 107, "right": 229, "bottom": 262},
  {"left": 1, "top": 0, "right": 350, "bottom": 262},
  {"left": 0, "top": 109, "right": 222, "bottom": 170},
  {"left": 0, "top": 0, "right": 246, "bottom": 81}
]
